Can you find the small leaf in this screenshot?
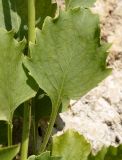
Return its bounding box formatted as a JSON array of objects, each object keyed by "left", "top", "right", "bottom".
[
  {"left": 0, "top": 29, "right": 38, "bottom": 122},
  {"left": 52, "top": 130, "right": 91, "bottom": 160},
  {"left": 0, "top": 0, "right": 57, "bottom": 39},
  {"left": 28, "top": 151, "right": 61, "bottom": 160},
  {"left": 65, "top": 0, "right": 96, "bottom": 9},
  {"left": 24, "top": 8, "right": 111, "bottom": 112},
  {"left": 0, "top": 144, "right": 20, "bottom": 160}
]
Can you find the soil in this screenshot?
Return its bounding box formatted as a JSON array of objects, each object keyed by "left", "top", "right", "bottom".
[{"left": 55, "top": 0, "right": 122, "bottom": 154}]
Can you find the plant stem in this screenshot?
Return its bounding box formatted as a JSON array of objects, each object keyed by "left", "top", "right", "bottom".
[
  {"left": 21, "top": 0, "right": 35, "bottom": 159},
  {"left": 32, "top": 118, "right": 37, "bottom": 153},
  {"left": 8, "top": 121, "right": 12, "bottom": 146},
  {"left": 32, "top": 99, "right": 38, "bottom": 154},
  {"left": 28, "top": 0, "right": 36, "bottom": 44},
  {"left": 39, "top": 104, "right": 60, "bottom": 153},
  {"left": 20, "top": 102, "right": 31, "bottom": 160}
]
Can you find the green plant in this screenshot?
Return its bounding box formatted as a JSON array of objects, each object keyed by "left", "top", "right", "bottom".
[{"left": 0, "top": 0, "right": 119, "bottom": 160}]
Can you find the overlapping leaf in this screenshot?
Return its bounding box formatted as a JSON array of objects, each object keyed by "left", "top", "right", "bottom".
[
  {"left": 0, "top": 0, "right": 57, "bottom": 39},
  {"left": 52, "top": 130, "right": 91, "bottom": 160},
  {"left": 0, "top": 29, "right": 38, "bottom": 122},
  {"left": 65, "top": 0, "right": 96, "bottom": 9},
  {"left": 28, "top": 151, "right": 61, "bottom": 160},
  {"left": 0, "top": 145, "right": 20, "bottom": 160},
  {"left": 24, "top": 8, "right": 111, "bottom": 111}
]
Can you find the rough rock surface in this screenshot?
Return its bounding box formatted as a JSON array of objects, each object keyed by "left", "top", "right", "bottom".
[{"left": 56, "top": 0, "right": 122, "bottom": 153}]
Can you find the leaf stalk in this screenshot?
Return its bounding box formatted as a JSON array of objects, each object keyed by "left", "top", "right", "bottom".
[
  {"left": 39, "top": 103, "right": 60, "bottom": 153},
  {"left": 28, "top": 0, "right": 36, "bottom": 44},
  {"left": 20, "top": 102, "right": 31, "bottom": 160}
]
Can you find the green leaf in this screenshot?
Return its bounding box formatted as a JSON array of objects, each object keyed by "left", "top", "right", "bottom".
[
  {"left": 24, "top": 8, "right": 111, "bottom": 112},
  {"left": 89, "top": 145, "right": 122, "bottom": 160},
  {"left": 0, "top": 29, "right": 38, "bottom": 122},
  {"left": 0, "top": 144, "right": 20, "bottom": 160},
  {"left": 0, "top": 0, "right": 57, "bottom": 39},
  {"left": 52, "top": 130, "right": 91, "bottom": 160},
  {"left": 105, "top": 145, "right": 122, "bottom": 160},
  {"left": 88, "top": 147, "right": 107, "bottom": 160},
  {"left": 28, "top": 151, "right": 61, "bottom": 160},
  {"left": 65, "top": 0, "right": 96, "bottom": 9}
]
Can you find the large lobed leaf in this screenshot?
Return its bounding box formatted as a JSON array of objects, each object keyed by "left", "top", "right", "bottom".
[
  {"left": 52, "top": 130, "right": 91, "bottom": 160},
  {"left": 0, "top": 0, "right": 57, "bottom": 39},
  {"left": 24, "top": 8, "right": 111, "bottom": 111},
  {"left": 65, "top": 0, "right": 96, "bottom": 9},
  {"left": 0, "top": 29, "right": 37, "bottom": 122},
  {"left": 0, "top": 145, "right": 20, "bottom": 160}
]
